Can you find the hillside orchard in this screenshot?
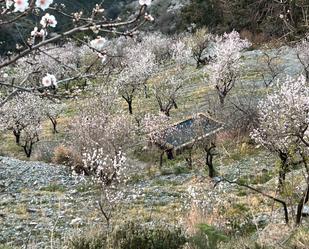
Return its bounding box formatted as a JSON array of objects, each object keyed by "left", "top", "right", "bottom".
[{"left": 1, "top": 0, "right": 309, "bottom": 248}]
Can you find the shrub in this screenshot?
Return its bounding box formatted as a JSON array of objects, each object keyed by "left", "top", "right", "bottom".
[
  {"left": 53, "top": 145, "right": 73, "bottom": 165},
  {"left": 68, "top": 231, "right": 107, "bottom": 249},
  {"left": 219, "top": 237, "right": 272, "bottom": 249},
  {"left": 33, "top": 141, "right": 59, "bottom": 163},
  {"left": 188, "top": 223, "right": 228, "bottom": 249},
  {"left": 52, "top": 145, "right": 83, "bottom": 172},
  {"left": 108, "top": 219, "right": 187, "bottom": 249},
  {"left": 173, "top": 164, "right": 191, "bottom": 175},
  {"left": 287, "top": 227, "right": 309, "bottom": 249}
]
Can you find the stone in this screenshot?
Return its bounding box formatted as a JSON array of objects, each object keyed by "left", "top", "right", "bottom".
[
  {"left": 254, "top": 214, "right": 269, "bottom": 226},
  {"left": 302, "top": 205, "right": 309, "bottom": 217},
  {"left": 27, "top": 208, "right": 38, "bottom": 213},
  {"left": 70, "top": 217, "right": 83, "bottom": 226}
]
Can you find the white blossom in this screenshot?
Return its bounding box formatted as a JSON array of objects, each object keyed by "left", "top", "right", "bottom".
[
  {"left": 5, "top": 0, "right": 14, "bottom": 9},
  {"left": 42, "top": 74, "right": 57, "bottom": 87},
  {"left": 35, "top": 0, "right": 53, "bottom": 10},
  {"left": 40, "top": 13, "right": 57, "bottom": 28},
  {"left": 139, "top": 0, "right": 151, "bottom": 6},
  {"left": 30, "top": 27, "right": 45, "bottom": 37},
  {"left": 90, "top": 36, "right": 107, "bottom": 51},
  {"left": 0, "top": 92, "right": 44, "bottom": 157},
  {"left": 13, "top": 0, "right": 29, "bottom": 12},
  {"left": 144, "top": 13, "right": 154, "bottom": 22}
]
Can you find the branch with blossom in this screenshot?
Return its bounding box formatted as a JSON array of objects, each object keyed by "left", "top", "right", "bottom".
[{"left": 0, "top": 0, "right": 154, "bottom": 103}]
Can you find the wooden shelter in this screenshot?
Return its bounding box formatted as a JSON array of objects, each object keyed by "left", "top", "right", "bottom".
[{"left": 155, "top": 113, "right": 224, "bottom": 159}]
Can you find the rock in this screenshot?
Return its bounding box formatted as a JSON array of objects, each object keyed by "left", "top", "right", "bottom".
[
  {"left": 254, "top": 214, "right": 269, "bottom": 226},
  {"left": 27, "top": 208, "right": 38, "bottom": 213},
  {"left": 15, "top": 226, "right": 24, "bottom": 231},
  {"left": 302, "top": 205, "right": 309, "bottom": 217},
  {"left": 70, "top": 217, "right": 83, "bottom": 226},
  {"left": 212, "top": 176, "right": 223, "bottom": 184}
]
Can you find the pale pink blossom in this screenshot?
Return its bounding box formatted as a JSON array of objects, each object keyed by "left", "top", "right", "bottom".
[
  {"left": 144, "top": 13, "right": 154, "bottom": 22},
  {"left": 97, "top": 53, "right": 107, "bottom": 63},
  {"left": 40, "top": 13, "right": 57, "bottom": 28},
  {"left": 42, "top": 74, "right": 57, "bottom": 87},
  {"left": 139, "top": 0, "right": 151, "bottom": 6},
  {"left": 13, "top": 0, "right": 29, "bottom": 12},
  {"left": 35, "top": 0, "right": 53, "bottom": 11},
  {"left": 30, "top": 27, "right": 45, "bottom": 37},
  {"left": 90, "top": 36, "right": 107, "bottom": 51},
  {"left": 5, "top": 0, "right": 14, "bottom": 9}
]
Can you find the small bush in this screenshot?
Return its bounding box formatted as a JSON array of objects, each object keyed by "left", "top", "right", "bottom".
[
  {"left": 188, "top": 223, "right": 228, "bottom": 249},
  {"left": 108, "top": 219, "right": 187, "bottom": 249},
  {"left": 52, "top": 145, "right": 83, "bottom": 172},
  {"left": 52, "top": 145, "right": 74, "bottom": 165},
  {"left": 68, "top": 231, "right": 107, "bottom": 249},
  {"left": 33, "top": 141, "right": 59, "bottom": 163},
  {"left": 287, "top": 227, "right": 309, "bottom": 249},
  {"left": 173, "top": 165, "right": 191, "bottom": 175}
]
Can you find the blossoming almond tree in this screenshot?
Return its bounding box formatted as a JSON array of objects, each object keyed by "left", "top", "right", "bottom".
[
  {"left": 71, "top": 88, "right": 136, "bottom": 226},
  {"left": 42, "top": 99, "right": 64, "bottom": 133},
  {"left": 188, "top": 28, "right": 215, "bottom": 68},
  {"left": 0, "top": 92, "right": 44, "bottom": 157},
  {"left": 152, "top": 71, "right": 184, "bottom": 117},
  {"left": 251, "top": 75, "right": 309, "bottom": 224},
  {"left": 148, "top": 37, "right": 191, "bottom": 116},
  {"left": 116, "top": 39, "right": 156, "bottom": 114},
  {"left": 207, "top": 31, "right": 251, "bottom": 106}
]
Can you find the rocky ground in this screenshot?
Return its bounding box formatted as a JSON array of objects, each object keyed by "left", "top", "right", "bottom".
[
  {"left": 0, "top": 157, "right": 194, "bottom": 248},
  {"left": 1, "top": 147, "right": 309, "bottom": 249},
  {"left": 0, "top": 156, "right": 99, "bottom": 247}
]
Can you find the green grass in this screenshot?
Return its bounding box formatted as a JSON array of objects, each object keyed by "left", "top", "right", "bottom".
[{"left": 40, "top": 183, "right": 66, "bottom": 192}]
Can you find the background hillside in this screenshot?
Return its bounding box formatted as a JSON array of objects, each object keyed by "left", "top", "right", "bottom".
[{"left": 1, "top": 0, "right": 308, "bottom": 54}]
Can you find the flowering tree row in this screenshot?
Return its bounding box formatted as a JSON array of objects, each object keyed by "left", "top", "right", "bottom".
[
  {"left": 0, "top": 0, "right": 154, "bottom": 107},
  {"left": 0, "top": 91, "right": 64, "bottom": 157}
]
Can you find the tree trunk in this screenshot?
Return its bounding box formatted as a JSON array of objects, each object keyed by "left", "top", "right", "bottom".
[
  {"left": 128, "top": 101, "right": 133, "bottom": 115},
  {"left": 49, "top": 117, "right": 58, "bottom": 133},
  {"left": 13, "top": 130, "right": 21, "bottom": 145},
  {"left": 52, "top": 119, "right": 58, "bottom": 133},
  {"left": 205, "top": 144, "right": 217, "bottom": 178},
  {"left": 123, "top": 96, "right": 133, "bottom": 115},
  {"left": 296, "top": 181, "right": 309, "bottom": 225},
  {"left": 305, "top": 70, "right": 309, "bottom": 82},
  {"left": 162, "top": 108, "right": 170, "bottom": 117},
  {"left": 173, "top": 100, "right": 178, "bottom": 109},
  {"left": 278, "top": 152, "right": 288, "bottom": 192},
  {"left": 23, "top": 142, "right": 33, "bottom": 158},
  {"left": 216, "top": 85, "right": 226, "bottom": 107},
  {"left": 219, "top": 95, "right": 225, "bottom": 107},
  {"left": 166, "top": 149, "right": 174, "bottom": 160},
  {"left": 144, "top": 84, "right": 149, "bottom": 98},
  {"left": 185, "top": 147, "right": 193, "bottom": 169},
  {"left": 159, "top": 151, "right": 164, "bottom": 168}
]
